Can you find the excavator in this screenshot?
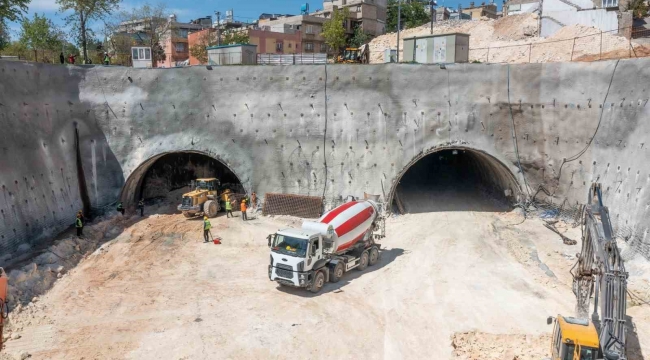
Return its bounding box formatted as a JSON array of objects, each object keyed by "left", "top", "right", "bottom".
[
  {"left": 547, "top": 183, "right": 628, "bottom": 360},
  {"left": 1, "top": 267, "right": 7, "bottom": 351},
  {"left": 337, "top": 44, "right": 369, "bottom": 64}
]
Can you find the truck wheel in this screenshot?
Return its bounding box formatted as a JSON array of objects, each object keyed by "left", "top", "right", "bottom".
[
  {"left": 204, "top": 200, "right": 218, "bottom": 218},
  {"left": 368, "top": 247, "right": 379, "bottom": 266},
  {"left": 357, "top": 251, "right": 369, "bottom": 271},
  {"left": 309, "top": 271, "right": 325, "bottom": 293},
  {"left": 330, "top": 262, "right": 344, "bottom": 283}
]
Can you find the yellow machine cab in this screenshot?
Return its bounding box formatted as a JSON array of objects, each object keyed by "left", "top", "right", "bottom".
[{"left": 548, "top": 315, "right": 602, "bottom": 360}]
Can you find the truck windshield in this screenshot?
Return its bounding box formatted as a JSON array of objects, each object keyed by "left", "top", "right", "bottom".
[{"left": 272, "top": 235, "right": 308, "bottom": 257}]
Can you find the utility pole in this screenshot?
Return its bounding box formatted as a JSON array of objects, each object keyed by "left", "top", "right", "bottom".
[
  {"left": 397, "top": 0, "right": 402, "bottom": 62},
  {"left": 430, "top": 0, "right": 437, "bottom": 34},
  {"left": 215, "top": 11, "right": 221, "bottom": 46}
]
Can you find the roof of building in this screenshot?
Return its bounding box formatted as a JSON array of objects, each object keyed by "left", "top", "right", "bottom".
[
  {"left": 206, "top": 43, "right": 258, "bottom": 50},
  {"left": 404, "top": 32, "right": 471, "bottom": 40},
  {"left": 505, "top": 0, "right": 539, "bottom": 5}
]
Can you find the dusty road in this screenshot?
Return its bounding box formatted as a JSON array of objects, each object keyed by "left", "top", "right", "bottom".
[{"left": 1, "top": 203, "right": 649, "bottom": 359}]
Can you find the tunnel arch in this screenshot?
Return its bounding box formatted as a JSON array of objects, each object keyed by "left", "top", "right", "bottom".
[
  {"left": 119, "top": 150, "right": 245, "bottom": 209},
  {"left": 388, "top": 146, "right": 523, "bottom": 213}
]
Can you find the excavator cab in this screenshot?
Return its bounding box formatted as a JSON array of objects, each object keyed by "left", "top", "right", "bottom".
[{"left": 548, "top": 315, "right": 603, "bottom": 360}]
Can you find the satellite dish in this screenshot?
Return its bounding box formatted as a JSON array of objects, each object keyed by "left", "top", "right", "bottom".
[{"left": 301, "top": 3, "right": 309, "bottom": 14}]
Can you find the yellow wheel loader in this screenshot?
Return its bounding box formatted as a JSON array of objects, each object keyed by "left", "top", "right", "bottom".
[{"left": 177, "top": 178, "right": 221, "bottom": 218}]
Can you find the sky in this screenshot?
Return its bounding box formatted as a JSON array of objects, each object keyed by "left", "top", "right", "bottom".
[{"left": 6, "top": 0, "right": 486, "bottom": 41}]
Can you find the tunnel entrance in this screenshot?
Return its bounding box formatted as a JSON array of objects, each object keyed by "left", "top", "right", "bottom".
[
  {"left": 391, "top": 148, "right": 521, "bottom": 213},
  {"left": 120, "top": 151, "right": 244, "bottom": 211}
]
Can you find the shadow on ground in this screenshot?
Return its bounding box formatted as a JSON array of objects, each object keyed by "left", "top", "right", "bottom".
[{"left": 276, "top": 247, "right": 406, "bottom": 297}]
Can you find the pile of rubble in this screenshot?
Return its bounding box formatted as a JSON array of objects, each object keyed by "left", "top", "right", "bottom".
[{"left": 368, "top": 13, "right": 646, "bottom": 64}]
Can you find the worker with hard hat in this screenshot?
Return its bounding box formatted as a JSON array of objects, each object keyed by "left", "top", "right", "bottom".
[
  {"left": 241, "top": 198, "right": 247, "bottom": 221},
  {"left": 225, "top": 197, "right": 233, "bottom": 218},
  {"left": 75, "top": 213, "right": 84, "bottom": 237},
  {"left": 203, "top": 215, "right": 212, "bottom": 243}
]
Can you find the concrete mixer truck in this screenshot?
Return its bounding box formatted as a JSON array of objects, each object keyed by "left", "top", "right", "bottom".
[{"left": 267, "top": 200, "right": 384, "bottom": 293}]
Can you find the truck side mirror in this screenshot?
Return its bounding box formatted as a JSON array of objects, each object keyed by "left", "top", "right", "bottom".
[
  {"left": 547, "top": 316, "right": 553, "bottom": 325},
  {"left": 267, "top": 235, "right": 272, "bottom": 247}
]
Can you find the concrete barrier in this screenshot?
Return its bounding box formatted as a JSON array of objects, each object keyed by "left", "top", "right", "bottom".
[{"left": 1, "top": 60, "right": 649, "bottom": 260}]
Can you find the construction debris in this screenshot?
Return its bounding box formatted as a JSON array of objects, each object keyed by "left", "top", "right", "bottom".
[{"left": 369, "top": 14, "right": 646, "bottom": 64}]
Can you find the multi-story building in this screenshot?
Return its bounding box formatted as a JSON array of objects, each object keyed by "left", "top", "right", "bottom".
[
  {"left": 259, "top": 15, "right": 330, "bottom": 54},
  {"left": 502, "top": 0, "right": 632, "bottom": 38},
  {"left": 257, "top": 0, "right": 387, "bottom": 54},
  {"left": 187, "top": 26, "right": 303, "bottom": 65},
  {"left": 462, "top": 2, "right": 499, "bottom": 19},
  {"left": 117, "top": 14, "right": 210, "bottom": 67},
  {"left": 315, "top": 0, "right": 388, "bottom": 37}
]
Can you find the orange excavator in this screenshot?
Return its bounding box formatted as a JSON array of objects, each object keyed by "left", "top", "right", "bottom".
[{"left": 0, "top": 268, "right": 7, "bottom": 351}]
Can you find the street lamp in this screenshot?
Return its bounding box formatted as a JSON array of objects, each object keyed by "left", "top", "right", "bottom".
[
  {"left": 397, "top": 0, "right": 401, "bottom": 63},
  {"left": 430, "top": 0, "right": 438, "bottom": 34}
]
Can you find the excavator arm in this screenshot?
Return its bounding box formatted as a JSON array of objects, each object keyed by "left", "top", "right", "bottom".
[{"left": 572, "top": 183, "right": 628, "bottom": 360}]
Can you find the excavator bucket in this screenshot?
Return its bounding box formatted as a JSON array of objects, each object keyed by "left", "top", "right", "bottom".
[{"left": 0, "top": 268, "right": 7, "bottom": 351}]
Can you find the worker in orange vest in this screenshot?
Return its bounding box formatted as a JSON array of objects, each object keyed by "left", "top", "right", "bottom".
[{"left": 241, "top": 199, "right": 247, "bottom": 221}]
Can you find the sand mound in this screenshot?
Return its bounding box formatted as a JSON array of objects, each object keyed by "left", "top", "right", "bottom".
[{"left": 369, "top": 14, "right": 646, "bottom": 64}]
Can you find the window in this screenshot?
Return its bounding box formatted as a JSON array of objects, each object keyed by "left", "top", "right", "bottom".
[
  {"left": 305, "top": 42, "right": 314, "bottom": 51},
  {"left": 175, "top": 28, "right": 189, "bottom": 38},
  {"left": 357, "top": 5, "right": 362, "bottom": 12},
  {"left": 288, "top": 43, "right": 292, "bottom": 48},
  {"left": 343, "top": 19, "right": 347, "bottom": 28},
  {"left": 276, "top": 42, "right": 283, "bottom": 52},
  {"left": 144, "top": 48, "right": 151, "bottom": 60},
  {"left": 602, "top": 0, "right": 617, "bottom": 7},
  {"left": 138, "top": 48, "right": 144, "bottom": 59},
  {"left": 306, "top": 24, "right": 314, "bottom": 34},
  {"left": 132, "top": 48, "right": 139, "bottom": 60},
  {"left": 175, "top": 43, "right": 187, "bottom": 52},
  {"left": 320, "top": 43, "right": 327, "bottom": 52}
]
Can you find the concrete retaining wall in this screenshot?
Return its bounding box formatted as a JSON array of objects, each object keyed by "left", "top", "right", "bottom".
[{"left": 1, "top": 59, "right": 649, "bottom": 260}]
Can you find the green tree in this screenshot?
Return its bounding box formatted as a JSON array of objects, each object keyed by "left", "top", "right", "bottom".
[
  {"left": 386, "top": 0, "right": 431, "bottom": 33},
  {"left": 349, "top": 25, "right": 370, "bottom": 48},
  {"left": 222, "top": 29, "right": 249, "bottom": 45},
  {"left": 189, "top": 29, "right": 249, "bottom": 65},
  {"left": 56, "top": 0, "right": 120, "bottom": 64},
  {"left": 0, "top": 0, "right": 30, "bottom": 51},
  {"left": 627, "top": 0, "right": 648, "bottom": 19},
  {"left": 116, "top": 3, "right": 175, "bottom": 67},
  {"left": 19, "top": 13, "right": 63, "bottom": 62},
  {"left": 321, "top": 7, "right": 349, "bottom": 57},
  {"left": 0, "top": 0, "right": 29, "bottom": 22},
  {"left": 2, "top": 41, "right": 30, "bottom": 59},
  {"left": 0, "top": 21, "right": 10, "bottom": 51}
]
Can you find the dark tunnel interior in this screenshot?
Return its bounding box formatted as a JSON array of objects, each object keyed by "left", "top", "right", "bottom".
[
  {"left": 392, "top": 149, "right": 519, "bottom": 213},
  {"left": 137, "top": 152, "right": 243, "bottom": 203}
]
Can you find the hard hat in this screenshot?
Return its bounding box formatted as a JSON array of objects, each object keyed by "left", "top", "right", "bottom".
[{"left": 204, "top": 216, "right": 208, "bottom": 219}]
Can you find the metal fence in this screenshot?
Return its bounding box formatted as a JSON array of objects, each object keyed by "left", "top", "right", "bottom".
[
  {"left": 468, "top": 25, "right": 650, "bottom": 64},
  {"left": 262, "top": 193, "right": 323, "bottom": 218},
  {"left": 257, "top": 53, "right": 327, "bottom": 65}
]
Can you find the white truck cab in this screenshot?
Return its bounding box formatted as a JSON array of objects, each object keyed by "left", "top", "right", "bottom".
[{"left": 268, "top": 228, "right": 329, "bottom": 288}]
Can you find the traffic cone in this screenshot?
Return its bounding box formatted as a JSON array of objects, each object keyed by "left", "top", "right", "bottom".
[{"left": 213, "top": 237, "right": 221, "bottom": 245}]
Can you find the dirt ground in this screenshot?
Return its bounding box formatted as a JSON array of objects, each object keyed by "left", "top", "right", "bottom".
[{"left": 1, "top": 200, "right": 649, "bottom": 359}]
